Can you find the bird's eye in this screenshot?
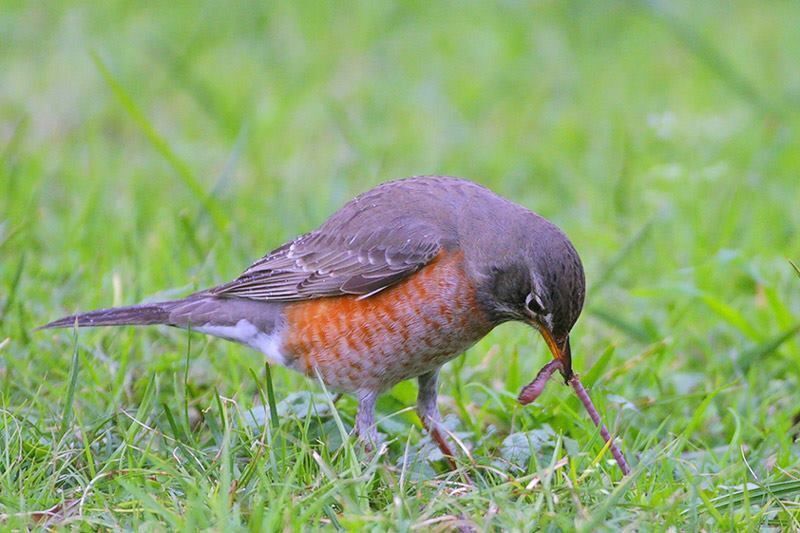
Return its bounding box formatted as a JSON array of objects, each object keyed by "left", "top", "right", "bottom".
[{"left": 525, "top": 293, "right": 545, "bottom": 315}]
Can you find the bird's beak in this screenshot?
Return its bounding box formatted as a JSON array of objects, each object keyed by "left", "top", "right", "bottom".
[{"left": 537, "top": 327, "right": 574, "bottom": 381}]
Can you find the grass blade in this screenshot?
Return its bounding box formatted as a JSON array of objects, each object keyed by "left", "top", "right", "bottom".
[
  {"left": 578, "top": 462, "right": 641, "bottom": 532},
  {"left": 736, "top": 323, "right": 800, "bottom": 372},
  {"left": 719, "top": 479, "right": 800, "bottom": 507},
  {"left": 580, "top": 344, "right": 616, "bottom": 388},
  {"left": 58, "top": 326, "right": 81, "bottom": 439},
  {"left": 588, "top": 218, "right": 654, "bottom": 297},
  {"left": 700, "top": 294, "right": 760, "bottom": 340},
  {"left": 90, "top": 51, "right": 227, "bottom": 230},
  {"left": 588, "top": 307, "right": 655, "bottom": 343},
  {"left": 213, "top": 387, "right": 228, "bottom": 434},
  {"left": 685, "top": 479, "right": 800, "bottom": 518},
  {"left": 125, "top": 374, "right": 157, "bottom": 444},
  {"left": 0, "top": 251, "right": 25, "bottom": 326},
  {"left": 637, "top": 0, "right": 779, "bottom": 115},
  {"left": 265, "top": 363, "right": 280, "bottom": 430},
  {"left": 162, "top": 402, "right": 187, "bottom": 445},
  {"left": 182, "top": 327, "right": 196, "bottom": 446},
  {"left": 0, "top": 252, "right": 27, "bottom": 326},
  {"left": 677, "top": 384, "right": 725, "bottom": 453}
]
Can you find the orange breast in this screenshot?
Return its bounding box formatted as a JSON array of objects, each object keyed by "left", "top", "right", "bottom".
[{"left": 281, "top": 251, "right": 493, "bottom": 392}]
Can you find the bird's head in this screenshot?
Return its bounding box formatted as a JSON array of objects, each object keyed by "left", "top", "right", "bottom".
[{"left": 475, "top": 211, "right": 586, "bottom": 379}]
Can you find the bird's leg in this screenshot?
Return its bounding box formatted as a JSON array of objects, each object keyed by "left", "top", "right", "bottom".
[
  {"left": 355, "top": 390, "right": 379, "bottom": 449},
  {"left": 417, "top": 369, "right": 458, "bottom": 469}
]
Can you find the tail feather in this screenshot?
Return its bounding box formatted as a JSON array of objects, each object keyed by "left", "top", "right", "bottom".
[
  {"left": 39, "top": 295, "right": 283, "bottom": 335},
  {"left": 40, "top": 296, "right": 286, "bottom": 362},
  {"left": 39, "top": 302, "right": 174, "bottom": 330}
]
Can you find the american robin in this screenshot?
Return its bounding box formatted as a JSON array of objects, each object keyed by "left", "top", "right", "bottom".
[{"left": 42, "top": 176, "right": 585, "bottom": 459}]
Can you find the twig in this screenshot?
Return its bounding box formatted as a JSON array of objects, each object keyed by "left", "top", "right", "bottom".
[
  {"left": 518, "top": 361, "right": 631, "bottom": 476},
  {"left": 569, "top": 375, "right": 631, "bottom": 475}
]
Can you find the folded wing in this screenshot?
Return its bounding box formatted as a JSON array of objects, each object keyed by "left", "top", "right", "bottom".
[{"left": 211, "top": 222, "right": 442, "bottom": 302}]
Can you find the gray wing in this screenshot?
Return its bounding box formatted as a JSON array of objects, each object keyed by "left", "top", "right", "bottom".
[{"left": 210, "top": 222, "right": 443, "bottom": 302}]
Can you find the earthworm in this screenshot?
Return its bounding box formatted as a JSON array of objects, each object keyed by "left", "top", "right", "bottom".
[{"left": 517, "top": 359, "right": 563, "bottom": 405}]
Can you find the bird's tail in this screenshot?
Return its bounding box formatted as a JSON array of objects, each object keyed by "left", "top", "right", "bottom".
[
  {"left": 39, "top": 294, "right": 283, "bottom": 334},
  {"left": 38, "top": 300, "right": 182, "bottom": 329}
]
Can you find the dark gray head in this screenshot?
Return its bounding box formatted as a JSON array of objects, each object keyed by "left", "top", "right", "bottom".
[{"left": 470, "top": 209, "right": 586, "bottom": 376}]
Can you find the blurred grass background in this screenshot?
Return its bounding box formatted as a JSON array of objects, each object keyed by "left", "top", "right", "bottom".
[{"left": 2, "top": 0, "right": 800, "bottom": 529}]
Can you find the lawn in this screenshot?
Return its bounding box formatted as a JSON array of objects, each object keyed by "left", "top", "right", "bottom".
[{"left": 2, "top": 1, "right": 800, "bottom": 529}]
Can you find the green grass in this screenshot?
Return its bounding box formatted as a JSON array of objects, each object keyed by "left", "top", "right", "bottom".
[{"left": 2, "top": 0, "right": 800, "bottom": 529}]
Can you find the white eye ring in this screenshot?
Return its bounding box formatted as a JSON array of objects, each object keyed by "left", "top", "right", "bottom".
[{"left": 526, "top": 292, "right": 546, "bottom": 315}]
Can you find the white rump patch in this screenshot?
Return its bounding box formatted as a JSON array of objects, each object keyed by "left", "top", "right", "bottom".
[{"left": 195, "top": 319, "right": 285, "bottom": 366}]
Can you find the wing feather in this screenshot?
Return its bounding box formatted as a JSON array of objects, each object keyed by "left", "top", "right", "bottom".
[{"left": 211, "top": 223, "right": 442, "bottom": 302}]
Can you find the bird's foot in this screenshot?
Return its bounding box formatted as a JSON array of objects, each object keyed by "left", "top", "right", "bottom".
[{"left": 428, "top": 424, "right": 458, "bottom": 471}]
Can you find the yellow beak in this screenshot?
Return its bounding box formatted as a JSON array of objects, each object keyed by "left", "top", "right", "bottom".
[
  {"left": 539, "top": 327, "right": 563, "bottom": 360},
  {"left": 536, "top": 325, "right": 573, "bottom": 380}
]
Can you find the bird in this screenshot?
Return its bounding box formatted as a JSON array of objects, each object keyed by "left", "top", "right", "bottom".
[{"left": 41, "top": 176, "right": 585, "bottom": 460}]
